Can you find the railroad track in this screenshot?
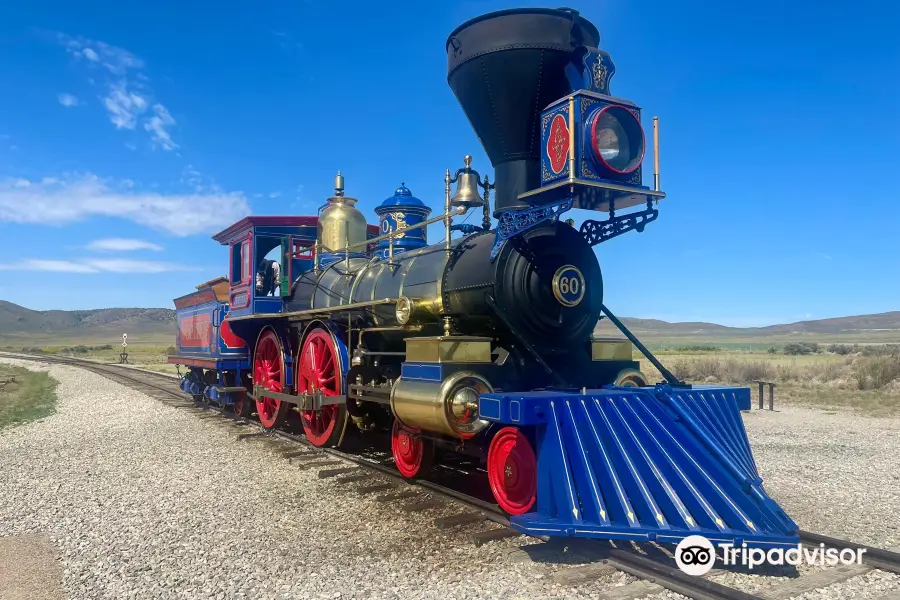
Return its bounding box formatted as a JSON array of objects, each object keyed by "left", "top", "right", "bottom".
[{"left": 4, "top": 350, "right": 900, "bottom": 600}]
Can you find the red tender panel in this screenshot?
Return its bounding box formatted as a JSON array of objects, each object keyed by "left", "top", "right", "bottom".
[{"left": 178, "top": 313, "right": 212, "bottom": 348}]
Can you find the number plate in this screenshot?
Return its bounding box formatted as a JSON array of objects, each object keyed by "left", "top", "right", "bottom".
[{"left": 552, "top": 265, "right": 585, "bottom": 307}]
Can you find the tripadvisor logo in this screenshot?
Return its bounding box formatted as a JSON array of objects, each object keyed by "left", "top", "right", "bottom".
[
  {"left": 674, "top": 535, "right": 867, "bottom": 576},
  {"left": 675, "top": 535, "right": 716, "bottom": 576}
]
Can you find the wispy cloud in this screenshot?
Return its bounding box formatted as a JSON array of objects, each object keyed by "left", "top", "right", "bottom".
[
  {"left": 57, "top": 93, "right": 79, "bottom": 107},
  {"left": 0, "top": 173, "right": 249, "bottom": 236},
  {"left": 87, "top": 238, "right": 163, "bottom": 252},
  {"left": 813, "top": 252, "right": 833, "bottom": 261},
  {"left": 0, "top": 258, "right": 197, "bottom": 274},
  {"left": 58, "top": 34, "right": 178, "bottom": 151},
  {"left": 180, "top": 165, "right": 222, "bottom": 193}
]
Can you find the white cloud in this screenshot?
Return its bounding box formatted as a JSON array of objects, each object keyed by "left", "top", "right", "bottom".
[
  {"left": 86, "top": 238, "right": 164, "bottom": 252},
  {"left": 0, "top": 173, "right": 250, "bottom": 237},
  {"left": 103, "top": 81, "right": 147, "bottom": 129},
  {"left": 0, "top": 258, "right": 198, "bottom": 274},
  {"left": 268, "top": 191, "right": 281, "bottom": 198},
  {"left": 57, "top": 93, "right": 79, "bottom": 107},
  {"left": 144, "top": 104, "right": 177, "bottom": 150},
  {"left": 58, "top": 34, "right": 176, "bottom": 150}
]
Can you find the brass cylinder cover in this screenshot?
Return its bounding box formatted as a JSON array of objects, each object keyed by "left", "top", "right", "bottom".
[
  {"left": 317, "top": 195, "right": 368, "bottom": 252},
  {"left": 390, "top": 371, "right": 492, "bottom": 438}
]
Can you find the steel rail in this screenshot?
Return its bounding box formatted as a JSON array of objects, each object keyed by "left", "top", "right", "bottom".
[{"left": 799, "top": 530, "right": 900, "bottom": 575}]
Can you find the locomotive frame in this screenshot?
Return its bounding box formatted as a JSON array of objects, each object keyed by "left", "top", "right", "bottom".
[{"left": 169, "top": 6, "right": 800, "bottom": 550}]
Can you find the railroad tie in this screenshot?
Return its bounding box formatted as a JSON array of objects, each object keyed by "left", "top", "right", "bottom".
[
  {"left": 549, "top": 563, "right": 618, "bottom": 586},
  {"left": 434, "top": 513, "right": 485, "bottom": 529},
  {"left": 295, "top": 460, "right": 342, "bottom": 472},
  {"left": 356, "top": 483, "right": 395, "bottom": 495},
  {"left": 289, "top": 454, "right": 329, "bottom": 465},
  {"left": 375, "top": 490, "right": 419, "bottom": 503},
  {"left": 595, "top": 580, "right": 664, "bottom": 599},
  {"left": 317, "top": 467, "right": 360, "bottom": 479},
  {"left": 472, "top": 528, "right": 521, "bottom": 546},
  {"left": 401, "top": 500, "right": 442, "bottom": 513},
  {"left": 281, "top": 449, "right": 316, "bottom": 459},
  {"left": 333, "top": 474, "right": 371, "bottom": 485},
  {"left": 757, "top": 564, "right": 872, "bottom": 600}
]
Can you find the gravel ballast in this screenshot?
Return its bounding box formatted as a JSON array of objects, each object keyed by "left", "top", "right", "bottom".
[{"left": 2, "top": 357, "right": 900, "bottom": 599}]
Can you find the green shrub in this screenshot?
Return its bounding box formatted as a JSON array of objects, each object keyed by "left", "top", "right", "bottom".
[
  {"left": 784, "top": 342, "right": 819, "bottom": 355},
  {"left": 855, "top": 356, "right": 900, "bottom": 390}
]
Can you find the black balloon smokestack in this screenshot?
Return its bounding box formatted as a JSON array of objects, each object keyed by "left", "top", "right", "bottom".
[{"left": 446, "top": 8, "right": 600, "bottom": 216}]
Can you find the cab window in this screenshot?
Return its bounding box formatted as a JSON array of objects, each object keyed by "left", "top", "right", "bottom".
[{"left": 241, "top": 240, "right": 251, "bottom": 282}]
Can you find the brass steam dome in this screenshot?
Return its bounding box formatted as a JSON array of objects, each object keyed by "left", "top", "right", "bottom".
[{"left": 317, "top": 172, "right": 368, "bottom": 252}]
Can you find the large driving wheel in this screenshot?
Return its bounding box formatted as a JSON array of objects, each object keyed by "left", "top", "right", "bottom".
[
  {"left": 296, "top": 328, "right": 347, "bottom": 447},
  {"left": 253, "top": 329, "right": 289, "bottom": 429}
]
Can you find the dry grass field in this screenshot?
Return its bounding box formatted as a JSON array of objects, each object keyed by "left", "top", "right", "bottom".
[
  {"left": 643, "top": 345, "right": 900, "bottom": 415},
  {"left": 4, "top": 339, "right": 899, "bottom": 415}
]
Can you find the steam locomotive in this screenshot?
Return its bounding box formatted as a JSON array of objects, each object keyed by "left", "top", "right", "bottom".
[{"left": 169, "top": 7, "right": 800, "bottom": 548}]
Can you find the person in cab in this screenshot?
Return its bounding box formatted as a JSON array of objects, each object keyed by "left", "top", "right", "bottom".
[{"left": 256, "top": 258, "right": 281, "bottom": 296}]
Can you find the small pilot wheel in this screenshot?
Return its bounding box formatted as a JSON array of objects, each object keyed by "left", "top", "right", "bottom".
[
  {"left": 614, "top": 368, "right": 649, "bottom": 388},
  {"left": 391, "top": 419, "right": 434, "bottom": 479},
  {"left": 487, "top": 427, "right": 537, "bottom": 515}
]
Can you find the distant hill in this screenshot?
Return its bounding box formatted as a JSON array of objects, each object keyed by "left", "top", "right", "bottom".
[
  {"left": 0, "top": 300, "right": 175, "bottom": 344},
  {"left": 595, "top": 311, "right": 900, "bottom": 344},
  {"left": 2, "top": 299, "right": 899, "bottom": 345}
]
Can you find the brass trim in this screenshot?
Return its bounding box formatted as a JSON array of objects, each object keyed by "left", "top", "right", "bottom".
[
  {"left": 567, "top": 96, "right": 576, "bottom": 183},
  {"left": 226, "top": 298, "right": 397, "bottom": 322},
  {"left": 518, "top": 177, "right": 666, "bottom": 201},
  {"left": 404, "top": 335, "right": 492, "bottom": 364},
  {"left": 653, "top": 116, "right": 660, "bottom": 192},
  {"left": 339, "top": 207, "right": 465, "bottom": 253},
  {"left": 552, "top": 265, "right": 585, "bottom": 308},
  {"left": 591, "top": 338, "right": 634, "bottom": 361}
]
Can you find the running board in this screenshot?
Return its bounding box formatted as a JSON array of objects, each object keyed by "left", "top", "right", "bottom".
[{"left": 478, "top": 384, "right": 799, "bottom": 549}]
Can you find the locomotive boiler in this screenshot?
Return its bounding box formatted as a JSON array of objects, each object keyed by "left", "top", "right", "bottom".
[{"left": 169, "top": 6, "right": 800, "bottom": 549}]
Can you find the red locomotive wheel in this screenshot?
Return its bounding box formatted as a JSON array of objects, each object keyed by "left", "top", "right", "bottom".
[
  {"left": 391, "top": 419, "right": 434, "bottom": 479},
  {"left": 296, "top": 329, "right": 346, "bottom": 447},
  {"left": 253, "top": 330, "right": 289, "bottom": 429},
  {"left": 487, "top": 427, "right": 537, "bottom": 515},
  {"left": 232, "top": 393, "right": 251, "bottom": 419}
]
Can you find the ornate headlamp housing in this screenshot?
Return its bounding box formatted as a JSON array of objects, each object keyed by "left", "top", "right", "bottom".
[{"left": 586, "top": 104, "right": 645, "bottom": 176}]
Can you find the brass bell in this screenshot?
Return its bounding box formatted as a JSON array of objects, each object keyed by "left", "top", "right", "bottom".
[{"left": 450, "top": 155, "right": 485, "bottom": 209}]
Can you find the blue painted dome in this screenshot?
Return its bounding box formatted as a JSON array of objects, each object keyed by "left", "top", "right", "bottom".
[{"left": 375, "top": 184, "right": 431, "bottom": 214}]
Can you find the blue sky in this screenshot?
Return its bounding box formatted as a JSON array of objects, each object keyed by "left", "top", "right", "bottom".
[{"left": 0, "top": 0, "right": 897, "bottom": 326}]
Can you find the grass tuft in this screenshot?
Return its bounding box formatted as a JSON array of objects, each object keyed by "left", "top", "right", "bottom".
[{"left": 0, "top": 364, "right": 58, "bottom": 429}]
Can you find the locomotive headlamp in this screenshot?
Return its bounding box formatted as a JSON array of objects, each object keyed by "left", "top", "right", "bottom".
[
  {"left": 588, "top": 105, "right": 645, "bottom": 175},
  {"left": 395, "top": 296, "right": 413, "bottom": 325},
  {"left": 395, "top": 296, "right": 440, "bottom": 326}
]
